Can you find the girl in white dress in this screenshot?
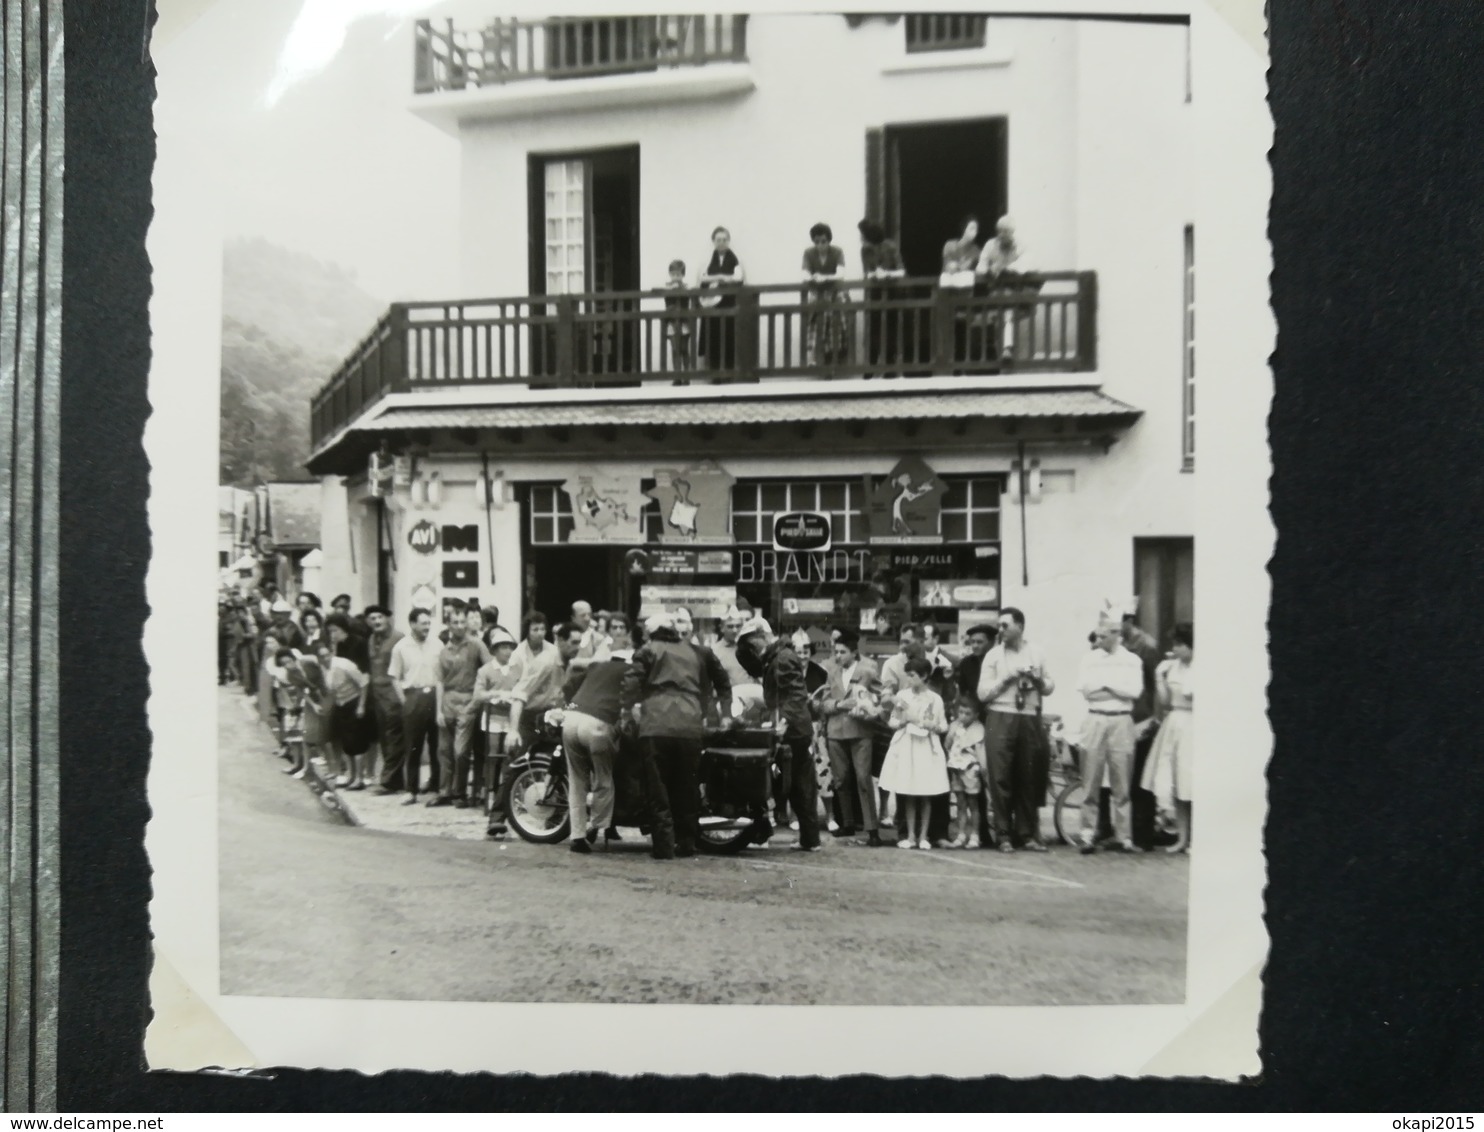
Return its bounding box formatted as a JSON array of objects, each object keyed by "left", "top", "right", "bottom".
[
  {"left": 1141, "top": 622, "right": 1194, "bottom": 854},
  {"left": 878, "top": 657, "right": 951, "bottom": 849}
]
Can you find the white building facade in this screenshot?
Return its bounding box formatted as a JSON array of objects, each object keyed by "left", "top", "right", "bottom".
[{"left": 309, "top": 12, "right": 1197, "bottom": 724}]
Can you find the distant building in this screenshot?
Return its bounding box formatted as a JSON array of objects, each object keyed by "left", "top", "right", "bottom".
[
  {"left": 308, "top": 13, "right": 1195, "bottom": 715},
  {"left": 257, "top": 481, "right": 322, "bottom": 597}
]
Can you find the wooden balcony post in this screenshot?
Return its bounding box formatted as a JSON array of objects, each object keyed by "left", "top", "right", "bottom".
[
  {"left": 1076, "top": 271, "right": 1098, "bottom": 371},
  {"left": 385, "top": 304, "right": 410, "bottom": 391},
  {"left": 554, "top": 295, "right": 576, "bottom": 383},
  {"left": 735, "top": 288, "right": 760, "bottom": 381},
  {"left": 932, "top": 286, "right": 958, "bottom": 372},
  {"left": 732, "top": 14, "right": 748, "bottom": 60}
]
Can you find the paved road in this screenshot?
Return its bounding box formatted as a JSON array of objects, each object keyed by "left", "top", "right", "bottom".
[{"left": 220, "top": 688, "right": 1188, "bottom": 1006}]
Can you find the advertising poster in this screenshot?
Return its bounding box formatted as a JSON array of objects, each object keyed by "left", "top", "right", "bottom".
[
  {"left": 866, "top": 455, "right": 947, "bottom": 544},
  {"left": 647, "top": 459, "right": 735, "bottom": 544},
  {"left": 562, "top": 465, "right": 648, "bottom": 544},
  {"left": 637, "top": 584, "right": 738, "bottom": 619}
]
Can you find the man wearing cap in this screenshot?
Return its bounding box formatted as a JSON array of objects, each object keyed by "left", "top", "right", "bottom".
[
  {"left": 387, "top": 607, "right": 444, "bottom": 803},
  {"left": 471, "top": 626, "right": 522, "bottom": 829},
  {"left": 363, "top": 604, "right": 406, "bottom": 796},
  {"left": 710, "top": 608, "right": 752, "bottom": 688},
  {"left": 492, "top": 621, "right": 585, "bottom": 835},
  {"left": 976, "top": 607, "right": 1055, "bottom": 852},
  {"left": 820, "top": 630, "right": 883, "bottom": 845},
  {"left": 1075, "top": 618, "right": 1147, "bottom": 853},
  {"left": 737, "top": 616, "right": 821, "bottom": 852},
  {"left": 620, "top": 612, "right": 733, "bottom": 859},
  {"left": 560, "top": 613, "right": 635, "bottom": 854}
]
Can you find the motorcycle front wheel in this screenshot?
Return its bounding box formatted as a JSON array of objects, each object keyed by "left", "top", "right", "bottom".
[{"left": 501, "top": 759, "right": 571, "bottom": 844}]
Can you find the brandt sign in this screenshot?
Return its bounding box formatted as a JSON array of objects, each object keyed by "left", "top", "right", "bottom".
[{"left": 772, "top": 511, "right": 831, "bottom": 553}]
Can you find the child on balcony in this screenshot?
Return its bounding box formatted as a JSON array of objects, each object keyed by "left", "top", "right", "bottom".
[{"left": 662, "top": 259, "right": 695, "bottom": 379}]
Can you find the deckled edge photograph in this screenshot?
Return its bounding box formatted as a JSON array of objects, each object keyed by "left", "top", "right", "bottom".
[{"left": 140, "top": 0, "right": 1272, "bottom": 1078}]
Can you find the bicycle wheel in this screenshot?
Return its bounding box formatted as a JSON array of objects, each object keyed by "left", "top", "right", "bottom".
[{"left": 1052, "top": 775, "right": 1087, "bottom": 846}]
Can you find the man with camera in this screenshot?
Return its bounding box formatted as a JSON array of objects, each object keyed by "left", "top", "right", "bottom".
[{"left": 975, "top": 607, "right": 1055, "bottom": 852}]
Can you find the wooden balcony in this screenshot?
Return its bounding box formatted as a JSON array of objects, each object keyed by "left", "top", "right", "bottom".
[
  {"left": 309, "top": 273, "right": 1098, "bottom": 450},
  {"left": 413, "top": 15, "right": 748, "bottom": 92}
]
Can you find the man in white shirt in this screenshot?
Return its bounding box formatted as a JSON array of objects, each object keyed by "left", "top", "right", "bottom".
[
  {"left": 387, "top": 607, "right": 445, "bottom": 803},
  {"left": 709, "top": 607, "right": 752, "bottom": 689},
  {"left": 976, "top": 608, "right": 1055, "bottom": 852},
  {"left": 1075, "top": 618, "right": 1148, "bottom": 853}
]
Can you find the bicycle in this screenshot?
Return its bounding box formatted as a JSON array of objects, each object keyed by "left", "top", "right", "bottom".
[{"left": 1044, "top": 714, "right": 1090, "bottom": 846}]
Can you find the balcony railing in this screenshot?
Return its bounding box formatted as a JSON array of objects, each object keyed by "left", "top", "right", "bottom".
[
  {"left": 413, "top": 15, "right": 748, "bottom": 92},
  {"left": 309, "top": 273, "right": 1097, "bottom": 449}
]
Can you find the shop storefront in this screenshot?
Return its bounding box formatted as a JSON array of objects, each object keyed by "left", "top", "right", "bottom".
[{"left": 514, "top": 456, "right": 1004, "bottom": 656}]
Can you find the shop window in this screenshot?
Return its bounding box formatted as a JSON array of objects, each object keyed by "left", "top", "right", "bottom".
[
  {"left": 732, "top": 480, "right": 865, "bottom": 544},
  {"left": 528, "top": 484, "right": 576, "bottom": 545},
  {"left": 938, "top": 476, "right": 1003, "bottom": 542}
]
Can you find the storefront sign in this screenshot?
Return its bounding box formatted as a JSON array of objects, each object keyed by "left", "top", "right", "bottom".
[
  {"left": 783, "top": 597, "right": 836, "bottom": 616},
  {"left": 407, "top": 519, "right": 439, "bottom": 555},
  {"left": 735, "top": 548, "right": 872, "bottom": 585},
  {"left": 772, "top": 511, "right": 831, "bottom": 553},
  {"left": 638, "top": 584, "right": 738, "bottom": 619},
  {"left": 650, "top": 550, "right": 697, "bottom": 575},
  {"left": 563, "top": 466, "right": 647, "bottom": 544},
  {"left": 647, "top": 461, "right": 735, "bottom": 544},
  {"left": 368, "top": 451, "right": 394, "bottom": 498},
  {"left": 918, "top": 579, "right": 1000, "bottom": 609},
  {"left": 697, "top": 550, "right": 733, "bottom": 573},
  {"left": 646, "top": 548, "right": 736, "bottom": 575},
  {"left": 442, "top": 561, "right": 479, "bottom": 589},
  {"left": 866, "top": 456, "right": 946, "bottom": 544}
]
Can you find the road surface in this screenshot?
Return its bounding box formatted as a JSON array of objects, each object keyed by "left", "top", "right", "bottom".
[{"left": 219, "top": 687, "right": 1188, "bottom": 1005}]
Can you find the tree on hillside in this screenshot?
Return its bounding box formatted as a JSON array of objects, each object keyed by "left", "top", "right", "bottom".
[{"left": 218, "top": 240, "right": 385, "bottom": 487}]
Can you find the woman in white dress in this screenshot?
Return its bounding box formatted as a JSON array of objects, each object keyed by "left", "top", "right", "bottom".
[
  {"left": 1141, "top": 622, "right": 1194, "bottom": 854},
  {"left": 877, "top": 656, "right": 951, "bottom": 849}
]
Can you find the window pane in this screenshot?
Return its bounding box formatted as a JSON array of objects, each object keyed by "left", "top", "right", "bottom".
[
  {"left": 971, "top": 513, "right": 1000, "bottom": 542},
  {"left": 819, "top": 482, "right": 845, "bottom": 510},
  {"left": 941, "top": 479, "right": 968, "bottom": 508},
  {"left": 558, "top": 516, "right": 575, "bottom": 541},
  {"left": 733, "top": 516, "right": 757, "bottom": 544},
  {"left": 760, "top": 483, "right": 787, "bottom": 511},
  {"left": 941, "top": 513, "right": 967, "bottom": 542},
  {"left": 532, "top": 517, "right": 553, "bottom": 544}
]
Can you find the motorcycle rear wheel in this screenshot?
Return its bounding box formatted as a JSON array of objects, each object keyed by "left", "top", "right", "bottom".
[
  {"left": 502, "top": 761, "right": 571, "bottom": 844},
  {"left": 695, "top": 814, "right": 755, "bottom": 856}
]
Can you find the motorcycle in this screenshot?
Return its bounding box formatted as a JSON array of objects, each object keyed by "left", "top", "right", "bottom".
[{"left": 498, "top": 711, "right": 777, "bottom": 855}]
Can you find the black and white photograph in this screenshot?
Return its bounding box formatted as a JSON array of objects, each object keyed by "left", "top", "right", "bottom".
[{"left": 145, "top": 0, "right": 1270, "bottom": 1077}]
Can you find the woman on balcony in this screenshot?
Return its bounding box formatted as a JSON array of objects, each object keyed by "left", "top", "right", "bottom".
[
  {"left": 940, "top": 215, "right": 987, "bottom": 372},
  {"left": 801, "top": 222, "right": 849, "bottom": 367},
  {"left": 697, "top": 226, "right": 745, "bottom": 375}
]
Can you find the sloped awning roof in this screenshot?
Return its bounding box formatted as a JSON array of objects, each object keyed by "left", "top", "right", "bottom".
[{"left": 356, "top": 388, "right": 1140, "bottom": 431}]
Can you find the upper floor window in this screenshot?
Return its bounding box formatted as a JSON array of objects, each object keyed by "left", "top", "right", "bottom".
[
  {"left": 905, "top": 14, "right": 988, "bottom": 54},
  {"left": 1182, "top": 225, "right": 1195, "bottom": 472}
]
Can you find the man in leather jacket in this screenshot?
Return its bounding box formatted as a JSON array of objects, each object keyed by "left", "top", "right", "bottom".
[{"left": 737, "top": 616, "right": 822, "bottom": 853}]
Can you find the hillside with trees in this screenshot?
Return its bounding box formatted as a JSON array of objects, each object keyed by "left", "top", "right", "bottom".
[{"left": 219, "top": 239, "right": 384, "bottom": 487}]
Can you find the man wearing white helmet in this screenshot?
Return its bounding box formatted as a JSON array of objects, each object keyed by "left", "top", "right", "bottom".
[
  {"left": 737, "top": 616, "right": 822, "bottom": 852},
  {"left": 471, "top": 625, "right": 523, "bottom": 823},
  {"left": 619, "top": 611, "right": 733, "bottom": 859}
]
